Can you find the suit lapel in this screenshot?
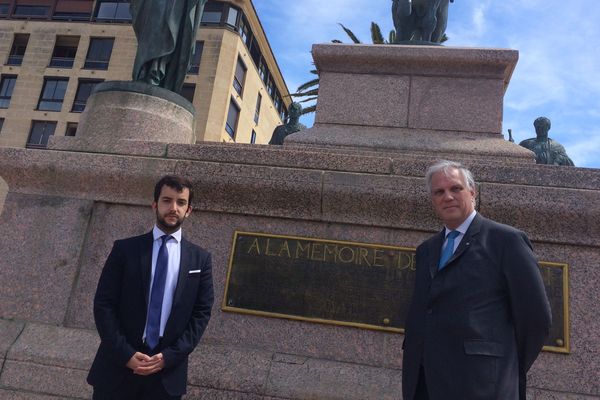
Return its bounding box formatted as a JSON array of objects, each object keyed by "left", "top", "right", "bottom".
[
  {"left": 172, "top": 237, "right": 192, "bottom": 308},
  {"left": 429, "top": 230, "right": 445, "bottom": 279},
  {"left": 445, "top": 213, "right": 483, "bottom": 268},
  {"left": 139, "top": 231, "right": 154, "bottom": 307}
]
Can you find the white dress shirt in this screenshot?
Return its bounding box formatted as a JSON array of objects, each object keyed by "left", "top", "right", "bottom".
[
  {"left": 442, "top": 210, "right": 477, "bottom": 253},
  {"left": 143, "top": 225, "right": 182, "bottom": 341}
]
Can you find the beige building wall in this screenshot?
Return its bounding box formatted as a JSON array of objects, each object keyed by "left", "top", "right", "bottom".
[{"left": 0, "top": 0, "right": 289, "bottom": 148}]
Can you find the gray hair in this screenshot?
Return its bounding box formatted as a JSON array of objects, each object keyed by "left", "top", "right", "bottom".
[{"left": 425, "top": 160, "right": 476, "bottom": 193}]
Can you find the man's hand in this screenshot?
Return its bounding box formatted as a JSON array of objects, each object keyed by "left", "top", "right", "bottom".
[{"left": 126, "top": 352, "right": 165, "bottom": 376}]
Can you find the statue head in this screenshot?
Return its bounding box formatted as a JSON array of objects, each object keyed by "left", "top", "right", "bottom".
[
  {"left": 288, "top": 102, "right": 302, "bottom": 121},
  {"left": 533, "top": 116, "right": 551, "bottom": 138}
]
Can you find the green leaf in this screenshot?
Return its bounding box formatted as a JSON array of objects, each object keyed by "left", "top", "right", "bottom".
[
  {"left": 339, "top": 23, "right": 361, "bottom": 44},
  {"left": 300, "top": 105, "right": 317, "bottom": 115},
  {"left": 296, "top": 78, "right": 320, "bottom": 92},
  {"left": 371, "top": 22, "right": 385, "bottom": 44}
]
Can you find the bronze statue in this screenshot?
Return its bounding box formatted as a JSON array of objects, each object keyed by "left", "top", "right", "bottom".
[
  {"left": 269, "top": 103, "right": 306, "bottom": 145},
  {"left": 392, "top": 0, "right": 454, "bottom": 43},
  {"left": 130, "top": 0, "right": 207, "bottom": 94},
  {"left": 519, "top": 117, "right": 575, "bottom": 166}
]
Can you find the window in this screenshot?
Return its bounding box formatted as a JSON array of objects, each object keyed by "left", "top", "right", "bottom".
[
  {"left": 233, "top": 57, "right": 246, "bottom": 96},
  {"left": 53, "top": 0, "right": 93, "bottom": 21},
  {"left": 95, "top": 0, "right": 131, "bottom": 21},
  {"left": 26, "top": 121, "right": 56, "bottom": 149},
  {"left": 250, "top": 130, "right": 257, "bottom": 144},
  {"left": 254, "top": 93, "right": 261, "bottom": 124},
  {"left": 84, "top": 38, "right": 114, "bottom": 69},
  {"left": 50, "top": 36, "right": 80, "bottom": 68},
  {"left": 0, "top": 4, "right": 9, "bottom": 15},
  {"left": 201, "top": 2, "right": 223, "bottom": 24},
  {"left": 37, "top": 78, "right": 68, "bottom": 111},
  {"left": 0, "top": 75, "right": 17, "bottom": 108},
  {"left": 53, "top": 11, "right": 91, "bottom": 21},
  {"left": 72, "top": 79, "right": 103, "bottom": 112},
  {"left": 7, "top": 34, "right": 29, "bottom": 65},
  {"left": 249, "top": 40, "right": 261, "bottom": 68},
  {"left": 13, "top": 5, "right": 50, "bottom": 18},
  {"left": 267, "top": 78, "right": 276, "bottom": 98},
  {"left": 181, "top": 84, "right": 195, "bottom": 103},
  {"left": 65, "top": 122, "right": 77, "bottom": 137},
  {"left": 225, "top": 99, "right": 240, "bottom": 139},
  {"left": 239, "top": 16, "right": 250, "bottom": 44},
  {"left": 0, "top": 118, "right": 4, "bottom": 133},
  {"left": 188, "top": 41, "right": 203, "bottom": 74},
  {"left": 226, "top": 6, "right": 239, "bottom": 27}
]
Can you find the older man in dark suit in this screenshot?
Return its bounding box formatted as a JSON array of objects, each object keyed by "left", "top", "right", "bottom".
[
  {"left": 88, "top": 175, "right": 214, "bottom": 400},
  {"left": 402, "top": 160, "right": 551, "bottom": 400}
]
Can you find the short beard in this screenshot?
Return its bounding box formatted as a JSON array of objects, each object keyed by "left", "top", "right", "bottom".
[{"left": 155, "top": 210, "right": 185, "bottom": 234}]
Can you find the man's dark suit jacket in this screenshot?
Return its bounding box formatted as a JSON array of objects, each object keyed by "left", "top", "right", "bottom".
[
  {"left": 402, "top": 214, "right": 551, "bottom": 400},
  {"left": 87, "top": 231, "right": 214, "bottom": 396}
]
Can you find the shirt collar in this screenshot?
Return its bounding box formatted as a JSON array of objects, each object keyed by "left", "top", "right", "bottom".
[
  {"left": 444, "top": 210, "right": 477, "bottom": 237},
  {"left": 153, "top": 225, "right": 182, "bottom": 243}
]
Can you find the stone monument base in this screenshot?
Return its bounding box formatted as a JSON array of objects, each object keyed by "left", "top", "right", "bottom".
[
  {"left": 287, "top": 44, "right": 534, "bottom": 163},
  {"left": 74, "top": 81, "right": 196, "bottom": 151}
]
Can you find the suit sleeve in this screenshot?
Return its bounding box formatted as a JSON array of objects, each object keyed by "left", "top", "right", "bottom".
[
  {"left": 502, "top": 231, "right": 552, "bottom": 373},
  {"left": 162, "top": 252, "right": 214, "bottom": 369},
  {"left": 93, "top": 241, "right": 137, "bottom": 366}
]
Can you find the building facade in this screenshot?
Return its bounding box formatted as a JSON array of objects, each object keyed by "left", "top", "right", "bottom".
[{"left": 0, "top": 0, "right": 290, "bottom": 148}]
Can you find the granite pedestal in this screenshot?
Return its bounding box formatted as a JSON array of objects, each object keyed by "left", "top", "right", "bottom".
[{"left": 0, "top": 45, "right": 598, "bottom": 399}]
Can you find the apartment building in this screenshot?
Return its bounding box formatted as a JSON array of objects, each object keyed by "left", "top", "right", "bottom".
[{"left": 0, "top": 0, "right": 291, "bottom": 148}]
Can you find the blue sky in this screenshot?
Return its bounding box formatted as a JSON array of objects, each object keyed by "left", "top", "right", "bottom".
[{"left": 253, "top": 0, "right": 600, "bottom": 168}]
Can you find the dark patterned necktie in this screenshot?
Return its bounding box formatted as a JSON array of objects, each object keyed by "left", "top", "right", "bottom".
[{"left": 146, "top": 235, "right": 171, "bottom": 349}]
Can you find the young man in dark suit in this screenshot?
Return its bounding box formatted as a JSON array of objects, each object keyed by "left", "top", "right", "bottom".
[
  {"left": 88, "top": 175, "right": 214, "bottom": 399},
  {"left": 402, "top": 160, "right": 551, "bottom": 400}
]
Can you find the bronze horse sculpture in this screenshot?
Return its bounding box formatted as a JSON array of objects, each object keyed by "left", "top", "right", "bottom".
[{"left": 392, "top": 0, "right": 454, "bottom": 43}]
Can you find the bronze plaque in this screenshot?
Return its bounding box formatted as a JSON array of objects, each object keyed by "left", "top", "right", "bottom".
[
  {"left": 538, "top": 262, "right": 570, "bottom": 353},
  {"left": 223, "top": 232, "right": 569, "bottom": 353}
]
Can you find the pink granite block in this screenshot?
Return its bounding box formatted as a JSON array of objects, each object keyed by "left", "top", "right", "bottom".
[
  {"left": 167, "top": 143, "right": 393, "bottom": 175},
  {"left": 0, "top": 389, "right": 66, "bottom": 400},
  {"left": 529, "top": 389, "right": 600, "bottom": 399},
  {"left": 185, "top": 387, "right": 285, "bottom": 400},
  {"left": 408, "top": 76, "right": 504, "bottom": 133},
  {"left": 0, "top": 193, "right": 93, "bottom": 324},
  {"left": 49, "top": 136, "right": 168, "bottom": 158},
  {"left": 478, "top": 183, "right": 600, "bottom": 246},
  {"left": 265, "top": 356, "right": 402, "bottom": 400},
  {"left": 0, "top": 320, "right": 24, "bottom": 359},
  {"left": 312, "top": 44, "right": 517, "bottom": 82},
  {"left": 188, "top": 343, "right": 272, "bottom": 394},
  {"left": 174, "top": 161, "right": 323, "bottom": 220},
  {"left": 0, "top": 360, "right": 91, "bottom": 399},
  {"left": 322, "top": 172, "right": 440, "bottom": 232},
  {"left": 78, "top": 88, "right": 194, "bottom": 148},
  {"left": 7, "top": 323, "right": 98, "bottom": 370},
  {"left": 316, "top": 72, "right": 410, "bottom": 127},
  {"left": 0, "top": 147, "right": 178, "bottom": 206}
]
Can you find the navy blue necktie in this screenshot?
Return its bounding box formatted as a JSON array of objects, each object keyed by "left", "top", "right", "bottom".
[
  {"left": 438, "top": 230, "right": 460, "bottom": 270},
  {"left": 146, "top": 235, "right": 171, "bottom": 349}
]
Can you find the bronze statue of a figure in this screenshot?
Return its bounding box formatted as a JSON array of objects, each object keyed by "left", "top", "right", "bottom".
[
  {"left": 392, "top": 0, "right": 454, "bottom": 43},
  {"left": 519, "top": 117, "right": 575, "bottom": 166},
  {"left": 130, "top": 0, "right": 207, "bottom": 94},
  {"left": 269, "top": 103, "right": 306, "bottom": 145}
]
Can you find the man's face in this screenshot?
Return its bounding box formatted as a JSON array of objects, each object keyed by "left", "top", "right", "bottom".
[
  {"left": 152, "top": 185, "right": 192, "bottom": 234},
  {"left": 430, "top": 168, "right": 475, "bottom": 230}
]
